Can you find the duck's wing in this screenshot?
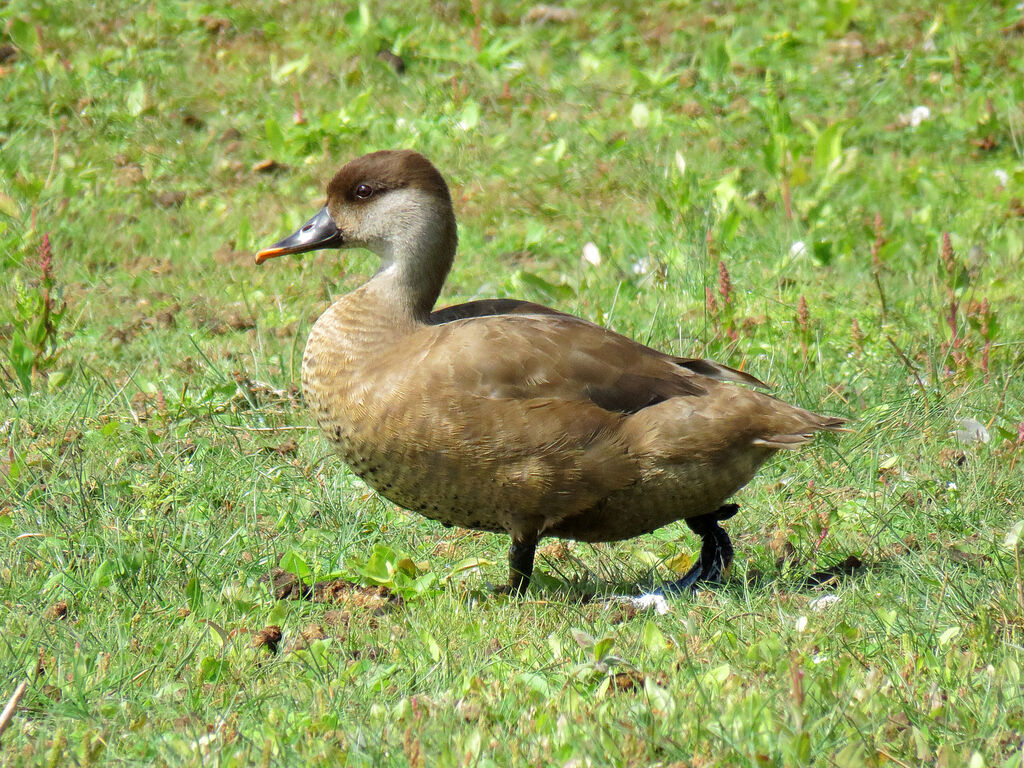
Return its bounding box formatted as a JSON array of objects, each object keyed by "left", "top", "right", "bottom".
[
  {"left": 429, "top": 302, "right": 769, "bottom": 393},
  {"left": 669, "top": 357, "right": 769, "bottom": 389},
  {"left": 416, "top": 313, "right": 733, "bottom": 416}
]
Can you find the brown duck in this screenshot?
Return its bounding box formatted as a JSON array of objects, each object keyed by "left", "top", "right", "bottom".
[{"left": 256, "top": 150, "right": 846, "bottom": 596}]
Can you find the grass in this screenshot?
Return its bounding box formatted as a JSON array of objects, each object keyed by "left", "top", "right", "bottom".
[{"left": 2, "top": 0, "right": 1023, "bottom": 765}]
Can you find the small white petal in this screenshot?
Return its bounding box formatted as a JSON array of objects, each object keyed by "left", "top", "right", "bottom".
[
  {"left": 582, "top": 241, "right": 601, "bottom": 266},
  {"left": 789, "top": 240, "right": 807, "bottom": 257},
  {"left": 630, "top": 102, "right": 650, "bottom": 129},
  {"left": 812, "top": 653, "right": 828, "bottom": 664},
  {"left": 909, "top": 105, "right": 931, "bottom": 127},
  {"left": 795, "top": 615, "right": 808, "bottom": 632},
  {"left": 809, "top": 594, "right": 840, "bottom": 611},
  {"left": 995, "top": 169, "right": 1009, "bottom": 186},
  {"left": 674, "top": 150, "right": 687, "bottom": 176}
]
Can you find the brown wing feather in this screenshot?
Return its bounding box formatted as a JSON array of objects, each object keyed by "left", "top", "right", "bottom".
[
  {"left": 671, "top": 357, "right": 770, "bottom": 389},
  {"left": 427, "top": 301, "right": 768, "bottom": 409},
  {"left": 416, "top": 313, "right": 708, "bottom": 414}
]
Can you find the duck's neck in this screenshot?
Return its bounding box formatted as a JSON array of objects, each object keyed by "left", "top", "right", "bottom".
[{"left": 363, "top": 198, "right": 457, "bottom": 325}]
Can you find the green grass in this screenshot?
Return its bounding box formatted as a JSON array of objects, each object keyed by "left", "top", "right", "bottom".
[{"left": 2, "top": 0, "right": 1024, "bottom": 765}]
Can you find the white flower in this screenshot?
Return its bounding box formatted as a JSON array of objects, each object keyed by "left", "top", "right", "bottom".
[
  {"left": 581, "top": 242, "right": 601, "bottom": 266},
  {"left": 902, "top": 105, "right": 931, "bottom": 128},
  {"left": 795, "top": 615, "right": 808, "bottom": 632},
  {"left": 789, "top": 241, "right": 808, "bottom": 258},
  {"left": 995, "top": 169, "right": 1009, "bottom": 186}
]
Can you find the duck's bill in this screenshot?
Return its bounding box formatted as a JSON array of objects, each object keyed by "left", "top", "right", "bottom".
[{"left": 255, "top": 206, "right": 344, "bottom": 264}]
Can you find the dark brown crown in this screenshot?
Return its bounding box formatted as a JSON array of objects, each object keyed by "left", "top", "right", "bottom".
[{"left": 326, "top": 150, "right": 452, "bottom": 205}]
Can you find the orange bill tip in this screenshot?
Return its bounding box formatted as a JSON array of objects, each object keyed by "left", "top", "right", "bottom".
[{"left": 255, "top": 247, "right": 286, "bottom": 265}]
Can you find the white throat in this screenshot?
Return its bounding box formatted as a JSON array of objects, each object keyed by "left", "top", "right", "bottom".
[{"left": 359, "top": 187, "right": 457, "bottom": 319}]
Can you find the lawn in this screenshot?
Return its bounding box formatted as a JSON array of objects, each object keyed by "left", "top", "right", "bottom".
[{"left": 2, "top": 1, "right": 1023, "bottom": 765}]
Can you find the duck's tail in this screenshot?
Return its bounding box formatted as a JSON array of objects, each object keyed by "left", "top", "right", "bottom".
[{"left": 751, "top": 411, "right": 851, "bottom": 450}]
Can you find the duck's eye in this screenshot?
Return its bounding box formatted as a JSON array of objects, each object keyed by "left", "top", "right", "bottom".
[{"left": 355, "top": 184, "right": 374, "bottom": 199}]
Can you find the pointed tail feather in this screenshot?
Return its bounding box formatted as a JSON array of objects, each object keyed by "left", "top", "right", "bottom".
[{"left": 752, "top": 414, "right": 851, "bottom": 450}]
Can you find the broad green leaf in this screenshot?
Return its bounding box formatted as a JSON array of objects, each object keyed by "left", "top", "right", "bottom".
[
  {"left": 9, "top": 334, "right": 33, "bottom": 393},
  {"left": 265, "top": 118, "right": 286, "bottom": 156},
  {"left": 703, "top": 663, "right": 731, "bottom": 687},
  {"left": 446, "top": 557, "right": 495, "bottom": 578},
  {"left": 0, "top": 192, "right": 19, "bottom": 218},
  {"left": 126, "top": 80, "right": 147, "bottom": 117},
  {"left": 421, "top": 631, "right": 441, "bottom": 663},
  {"left": 198, "top": 656, "right": 228, "bottom": 682},
  {"left": 642, "top": 620, "right": 669, "bottom": 653},
  {"left": 814, "top": 122, "right": 846, "bottom": 175},
  {"left": 713, "top": 169, "right": 741, "bottom": 214},
  {"left": 834, "top": 742, "right": 868, "bottom": 768},
  {"left": 91, "top": 559, "right": 116, "bottom": 589},
  {"left": 9, "top": 18, "right": 39, "bottom": 54},
  {"left": 279, "top": 549, "right": 311, "bottom": 583},
  {"left": 271, "top": 54, "right": 310, "bottom": 84},
  {"left": 516, "top": 671, "right": 550, "bottom": 696},
  {"left": 938, "top": 626, "right": 961, "bottom": 646},
  {"left": 456, "top": 101, "right": 480, "bottom": 132},
  {"left": 592, "top": 636, "right": 615, "bottom": 662}
]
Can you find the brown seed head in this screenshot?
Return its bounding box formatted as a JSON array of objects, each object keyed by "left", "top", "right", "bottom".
[
  {"left": 717, "top": 260, "right": 732, "bottom": 304},
  {"left": 40, "top": 233, "right": 52, "bottom": 278},
  {"left": 797, "top": 295, "right": 810, "bottom": 333},
  {"left": 705, "top": 285, "right": 718, "bottom": 317},
  {"left": 941, "top": 232, "right": 955, "bottom": 276}
]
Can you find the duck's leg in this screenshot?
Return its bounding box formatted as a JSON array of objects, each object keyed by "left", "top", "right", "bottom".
[
  {"left": 662, "top": 504, "right": 739, "bottom": 593},
  {"left": 493, "top": 535, "right": 538, "bottom": 597}
]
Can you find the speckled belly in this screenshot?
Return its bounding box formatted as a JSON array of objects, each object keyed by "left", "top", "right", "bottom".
[
  {"left": 302, "top": 379, "right": 524, "bottom": 535},
  {"left": 322, "top": 427, "right": 514, "bottom": 533}
]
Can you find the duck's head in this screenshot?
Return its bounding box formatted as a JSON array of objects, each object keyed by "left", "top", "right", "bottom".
[{"left": 256, "top": 150, "right": 458, "bottom": 314}]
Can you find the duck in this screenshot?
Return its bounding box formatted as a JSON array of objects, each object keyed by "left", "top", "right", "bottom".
[{"left": 255, "top": 150, "right": 847, "bottom": 596}]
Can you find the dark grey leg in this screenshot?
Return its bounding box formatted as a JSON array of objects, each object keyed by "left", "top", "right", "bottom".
[
  {"left": 493, "top": 535, "right": 538, "bottom": 597},
  {"left": 661, "top": 504, "right": 738, "bottom": 593}
]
